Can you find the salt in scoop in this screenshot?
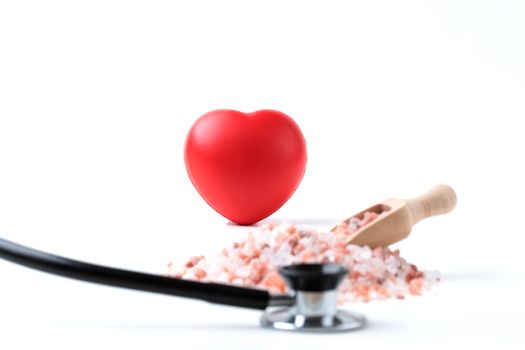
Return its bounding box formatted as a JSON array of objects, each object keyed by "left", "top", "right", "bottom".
[{"left": 332, "top": 184, "right": 457, "bottom": 248}]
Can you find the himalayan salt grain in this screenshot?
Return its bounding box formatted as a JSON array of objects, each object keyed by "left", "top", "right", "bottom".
[
  {"left": 168, "top": 211, "right": 440, "bottom": 303},
  {"left": 194, "top": 269, "right": 207, "bottom": 279},
  {"left": 409, "top": 278, "right": 424, "bottom": 295}
]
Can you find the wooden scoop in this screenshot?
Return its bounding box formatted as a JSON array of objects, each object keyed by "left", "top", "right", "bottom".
[{"left": 332, "top": 184, "right": 457, "bottom": 248}]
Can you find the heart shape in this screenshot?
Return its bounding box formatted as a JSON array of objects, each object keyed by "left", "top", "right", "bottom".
[{"left": 184, "top": 109, "right": 307, "bottom": 225}]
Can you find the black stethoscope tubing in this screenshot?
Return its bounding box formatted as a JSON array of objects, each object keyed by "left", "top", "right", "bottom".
[{"left": 0, "top": 237, "right": 292, "bottom": 310}]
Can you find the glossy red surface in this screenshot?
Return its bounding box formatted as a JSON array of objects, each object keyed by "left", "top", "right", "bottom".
[{"left": 184, "top": 110, "right": 307, "bottom": 225}]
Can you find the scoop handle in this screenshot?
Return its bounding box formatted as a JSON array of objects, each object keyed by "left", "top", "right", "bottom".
[{"left": 406, "top": 184, "right": 457, "bottom": 224}]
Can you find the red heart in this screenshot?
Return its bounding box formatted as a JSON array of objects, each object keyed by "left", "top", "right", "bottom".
[{"left": 184, "top": 109, "right": 307, "bottom": 225}]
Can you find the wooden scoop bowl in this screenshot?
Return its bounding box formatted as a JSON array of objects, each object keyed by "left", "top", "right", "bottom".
[{"left": 332, "top": 184, "right": 457, "bottom": 248}]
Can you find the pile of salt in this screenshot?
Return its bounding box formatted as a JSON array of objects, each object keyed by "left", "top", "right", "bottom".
[{"left": 168, "top": 212, "right": 440, "bottom": 303}]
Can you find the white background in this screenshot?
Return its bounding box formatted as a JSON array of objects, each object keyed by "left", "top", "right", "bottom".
[{"left": 1, "top": 0, "right": 524, "bottom": 349}]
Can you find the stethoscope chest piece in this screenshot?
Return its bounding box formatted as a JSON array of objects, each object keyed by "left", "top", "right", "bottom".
[{"left": 260, "top": 264, "right": 366, "bottom": 332}]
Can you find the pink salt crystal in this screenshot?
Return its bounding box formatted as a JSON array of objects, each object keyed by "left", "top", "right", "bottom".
[
  {"left": 409, "top": 278, "right": 424, "bottom": 295},
  {"left": 301, "top": 249, "right": 315, "bottom": 262},
  {"left": 262, "top": 271, "right": 287, "bottom": 293},
  {"left": 194, "top": 269, "right": 207, "bottom": 280},
  {"left": 185, "top": 255, "right": 203, "bottom": 268},
  {"left": 286, "top": 225, "right": 297, "bottom": 234}
]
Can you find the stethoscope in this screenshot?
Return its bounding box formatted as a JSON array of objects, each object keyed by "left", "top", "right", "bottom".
[{"left": 0, "top": 236, "right": 366, "bottom": 332}]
